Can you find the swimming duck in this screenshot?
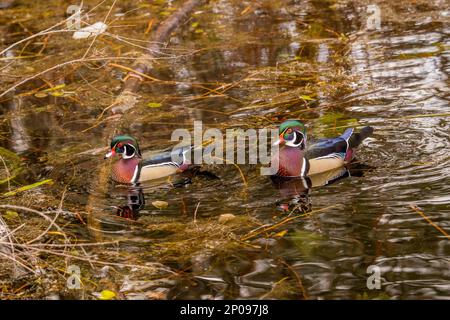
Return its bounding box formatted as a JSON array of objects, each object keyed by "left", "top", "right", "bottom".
[
  {"left": 104, "top": 135, "right": 193, "bottom": 184},
  {"left": 271, "top": 120, "right": 373, "bottom": 177}
]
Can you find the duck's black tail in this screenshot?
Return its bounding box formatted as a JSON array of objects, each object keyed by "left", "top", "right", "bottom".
[{"left": 348, "top": 126, "right": 374, "bottom": 148}]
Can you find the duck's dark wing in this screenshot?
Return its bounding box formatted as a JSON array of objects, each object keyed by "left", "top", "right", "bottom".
[
  {"left": 141, "top": 145, "right": 193, "bottom": 167},
  {"left": 305, "top": 126, "right": 373, "bottom": 160},
  {"left": 305, "top": 137, "right": 348, "bottom": 160}
]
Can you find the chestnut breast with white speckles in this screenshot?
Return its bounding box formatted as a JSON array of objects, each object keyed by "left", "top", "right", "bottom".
[
  {"left": 111, "top": 158, "right": 140, "bottom": 183},
  {"left": 271, "top": 146, "right": 304, "bottom": 177}
]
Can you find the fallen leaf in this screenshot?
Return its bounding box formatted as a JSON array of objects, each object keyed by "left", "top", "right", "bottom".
[
  {"left": 152, "top": 201, "right": 168, "bottom": 210},
  {"left": 50, "top": 91, "right": 65, "bottom": 97},
  {"left": 3, "top": 210, "right": 19, "bottom": 220},
  {"left": 299, "top": 95, "right": 315, "bottom": 101},
  {"left": 147, "top": 102, "right": 162, "bottom": 108},
  {"left": 34, "top": 92, "right": 48, "bottom": 98},
  {"left": 99, "top": 290, "right": 116, "bottom": 300},
  {"left": 43, "top": 84, "right": 66, "bottom": 92},
  {"left": 274, "top": 230, "right": 288, "bottom": 238},
  {"left": 218, "top": 213, "right": 236, "bottom": 224}
]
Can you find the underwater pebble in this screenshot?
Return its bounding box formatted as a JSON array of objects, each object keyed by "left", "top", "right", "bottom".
[
  {"left": 152, "top": 200, "right": 168, "bottom": 209},
  {"left": 98, "top": 265, "right": 110, "bottom": 278},
  {"left": 45, "top": 293, "right": 60, "bottom": 300},
  {"left": 252, "top": 238, "right": 277, "bottom": 247},
  {"left": 218, "top": 213, "right": 236, "bottom": 224}
]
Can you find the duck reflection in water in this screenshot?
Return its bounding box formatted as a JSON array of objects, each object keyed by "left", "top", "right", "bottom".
[
  {"left": 112, "top": 169, "right": 217, "bottom": 220},
  {"left": 271, "top": 165, "right": 368, "bottom": 215},
  {"left": 113, "top": 185, "right": 145, "bottom": 220}
]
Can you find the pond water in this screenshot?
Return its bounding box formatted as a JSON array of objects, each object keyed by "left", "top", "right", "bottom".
[{"left": 0, "top": 0, "right": 449, "bottom": 299}]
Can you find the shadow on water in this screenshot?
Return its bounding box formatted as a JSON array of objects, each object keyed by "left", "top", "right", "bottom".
[{"left": 0, "top": 0, "right": 449, "bottom": 299}]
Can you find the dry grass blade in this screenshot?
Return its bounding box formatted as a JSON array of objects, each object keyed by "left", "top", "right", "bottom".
[{"left": 409, "top": 204, "right": 450, "bottom": 240}]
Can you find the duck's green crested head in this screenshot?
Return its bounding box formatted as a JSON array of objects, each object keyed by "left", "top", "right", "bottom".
[
  {"left": 110, "top": 135, "right": 139, "bottom": 149},
  {"left": 279, "top": 119, "right": 307, "bottom": 139},
  {"left": 105, "top": 135, "right": 142, "bottom": 159}
]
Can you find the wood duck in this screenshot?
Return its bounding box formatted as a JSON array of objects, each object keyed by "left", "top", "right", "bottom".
[
  {"left": 271, "top": 120, "right": 373, "bottom": 177},
  {"left": 104, "top": 135, "right": 193, "bottom": 184}
]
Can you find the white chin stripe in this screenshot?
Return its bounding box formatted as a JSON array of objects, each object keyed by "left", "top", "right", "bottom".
[
  {"left": 105, "top": 151, "right": 113, "bottom": 158},
  {"left": 273, "top": 139, "right": 282, "bottom": 146}
]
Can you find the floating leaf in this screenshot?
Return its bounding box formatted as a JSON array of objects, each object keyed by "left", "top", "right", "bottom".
[
  {"left": 34, "top": 92, "right": 48, "bottom": 98},
  {"left": 3, "top": 179, "right": 53, "bottom": 197},
  {"left": 50, "top": 91, "right": 65, "bottom": 97},
  {"left": 147, "top": 102, "right": 162, "bottom": 108},
  {"left": 218, "top": 213, "right": 236, "bottom": 224},
  {"left": 99, "top": 290, "right": 116, "bottom": 300},
  {"left": 191, "top": 21, "right": 199, "bottom": 28},
  {"left": 194, "top": 29, "right": 204, "bottom": 34},
  {"left": 3, "top": 210, "right": 19, "bottom": 220},
  {"left": 43, "top": 84, "right": 66, "bottom": 92},
  {"left": 299, "top": 95, "right": 315, "bottom": 101},
  {"left": 274, "top": 229, "right": 288, "bottom": 238},
  {"left": 152, "top": 200, "right": 168, "bottom": 210}
]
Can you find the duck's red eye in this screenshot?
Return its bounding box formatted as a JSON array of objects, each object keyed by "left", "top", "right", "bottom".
[
  {"left": 286, "top": 128, "right": 293, "bottom": 134},
  {"left": 117, "top": 143, "right": 123, "bottom": 147}
]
